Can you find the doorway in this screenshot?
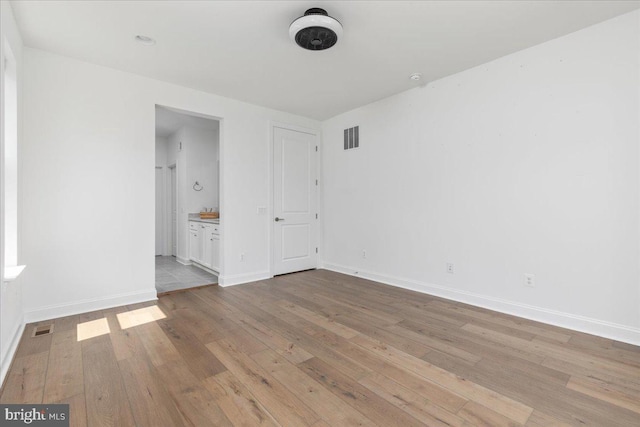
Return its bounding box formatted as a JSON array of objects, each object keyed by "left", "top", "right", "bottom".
[
  {"left": 155, "top": 106, "right": 221, "bottom": 294},
  {"left": 272, "top": 125, "right": 319, "bottom": 275}
]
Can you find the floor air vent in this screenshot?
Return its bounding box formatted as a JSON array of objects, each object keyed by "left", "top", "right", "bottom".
[
  {"left": 344, "top": 126, "right": 359, "bottom": 150},
  {"left": 32, "top": 324, "right": 54, "bottom": 337}
]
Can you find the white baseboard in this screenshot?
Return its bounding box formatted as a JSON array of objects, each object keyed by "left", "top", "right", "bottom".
[
  {"left": 24, "top": 289, "right": 158, "bottom": 324},
  {"left": 190, "top": 262, "right": 219, "bottom": 277},
  {"left": 1, "top": 320, "right": 25, "bottom": 387},
  {"left": 322, "top": 262, "right": 640, "bottom": 346},
  {"left": 176, "top": 257, "right": 192, "bottom": 266},
  {"left": 219, "top": 270, "right": 271, "bottom": 287}
]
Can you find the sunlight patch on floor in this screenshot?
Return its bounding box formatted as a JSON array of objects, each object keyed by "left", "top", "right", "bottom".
[
  {"left": 77, "top": 318, "right": 110, "bottom": 341},
  {"left": 117, "top": 305, "right": 167, "bottom": 330}
]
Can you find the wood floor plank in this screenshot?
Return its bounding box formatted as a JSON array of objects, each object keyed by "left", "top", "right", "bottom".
[
  {"left": 104, "top": 309, "right": 147, "bottom": 362},
  {"left": 299, "top": 356, "right": 428, "bottom": 427},
  {"left": 423, "top": 347, "right": 640, "bottom": 426},
  {"left": 158, "top": 316, "right": 227, "bottom": 378},
  {"left": 207, "top": 292, "right": 314, "bottom": 364},
  {"left": 251, "top": 349, "right": 378, "bottom": 427},
  {"left": 220, "top": 289, "right": 372, "bottom": 380},
  {"left": 428, "top": 300, "right": 573, "bottom": 343},
  {"left": 202, "top": 370, "right": 281, "bottom": 427},
  {"left": 320, "top": 311, "right": 433, "bottom": 359},
  {"left": 311, "top": 329, "right": 468, "bottom": 413},
  {"left": 134, "top": 321, "right": 182, "bottom": 367},
  {"left": 0, "top": 352, "right": 49, "bottom": 403},
  {"left": 82, "top": 335, "right": 135, "bottom": 427},
  {"left": 384, "top": 323, "right": 481, "bottom": 365},
  {"left": 524, "top": 410, "right": 573, "bottom": 427},
  {"left": 358, "top": 371, "right": 468, "bottom": 427},
  {"left": 350, "top": 333, "right": 534, "bottom": 424},
  {"left": 54, "top": 393, "right": 87, "bottom": 427},
  {"left": 207, "top": 338, "right": 320, "bottom": 426},
  {"left": 277, "top": 300, "right": 361, "bottom": 339},
  {"left": 462, "top": 323, "right": 640, "bottom": 380},
  {"left": 541, "top": 356, "right": 640, "bottom": 392},
  {"left": 566, "top": 375, "right": 640, "bottom": 414},
  {"left": 401, "top": 318, "right": 547, "bottom": 365},
  {"left": 457, "top": 401, "right": 521, "bottom": 427},
  {"left": 119, "top": 353, "right": 187, "bottom": 427},
  {"left": 154, "top": 359, "right": 233, "bottom": 427},
  {"left": 43, "top": 328, "right": 83, "bottom": 403},
  {"left": 14, "top": 326, "right": 53, "bottom": 359},
  {"left": 52, "top": 314, "right": 80, "bottom": 333}
]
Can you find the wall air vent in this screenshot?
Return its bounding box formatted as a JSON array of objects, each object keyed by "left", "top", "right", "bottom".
[{"left": 343, "top": 126, "right": 359, "bottom": 150}]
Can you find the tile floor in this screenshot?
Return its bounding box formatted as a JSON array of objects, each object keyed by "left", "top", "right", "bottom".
[{"left": 155, "top": 255, "right": 218, "bottom": 293}]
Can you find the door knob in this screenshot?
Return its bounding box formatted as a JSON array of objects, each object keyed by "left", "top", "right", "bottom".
[{"left": 274, "top": 217, "right": 285, "bottom": 222}]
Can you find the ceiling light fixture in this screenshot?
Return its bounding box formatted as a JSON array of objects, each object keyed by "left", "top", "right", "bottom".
[
  {"left": 289, "top": 8, "right": 343, "bottom": 51},
  {"left": 410, "top": 73, "right": 422, "bottom": 81},
  {"left": 135, "top": 35, "right": 156, "bottom": 46}
]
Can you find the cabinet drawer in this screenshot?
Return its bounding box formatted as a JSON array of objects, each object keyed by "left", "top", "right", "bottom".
[
  {"left": 211, "top": 225, "right": 220, "bottom": 235},
  {"left": 189, "top": 221, "right": 198, "bottom": 231}
]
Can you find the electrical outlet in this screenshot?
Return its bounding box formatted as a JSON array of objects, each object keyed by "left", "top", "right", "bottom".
[
  {"left": 524, "top": 273, "right": 535, "bottom": 287},
  {"left": 362, "top": 249, "right": 367, "bottom": 259},
  {"left": 240, "top": 253, "right": 245, "bottom": 262},
  {"left": 447, "top": 263, "right": 454, "bottom": 274}
]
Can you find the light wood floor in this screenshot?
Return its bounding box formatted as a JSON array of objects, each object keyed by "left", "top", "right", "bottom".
[{"left": 2, "top": 270, "right": 639, "bottom": 426}]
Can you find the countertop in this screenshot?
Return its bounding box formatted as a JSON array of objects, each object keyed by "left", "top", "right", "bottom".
[{"left": 189, "top": 218, "right": 220, "bottom": 224}]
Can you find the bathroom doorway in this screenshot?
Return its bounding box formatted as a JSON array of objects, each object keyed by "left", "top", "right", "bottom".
[{"left": 154, "top": 106, "right": 221, "bottom": 294}]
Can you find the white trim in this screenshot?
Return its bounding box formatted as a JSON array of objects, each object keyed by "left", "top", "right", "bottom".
[
  {"left": 322, "top": 262, "right": 640, "bottom": 346},
  {"left": 23, "top": 289, "right": 158, "bottom": 324},
  {"left": 190, "top": 260, "right": 219, "bottom": 277},
  {"left": 0, "top": 319, "right": 24, "bottom": 387},
  {"left": 166, "top": 163, "right": 176, "bottom": 256},
  {"left": 3, "top": 264, "right": 25, "bottom": 282},
  {"left": 176, "top": 256, "right": 191, "bottom": 265},
  {"left": 218, "top": 270, "right": 271, "bottom": 287}
]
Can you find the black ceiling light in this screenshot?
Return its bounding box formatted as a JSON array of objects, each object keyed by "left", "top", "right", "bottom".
[{"left": 289, "top": 8, "right": 343, "bottom": 51}]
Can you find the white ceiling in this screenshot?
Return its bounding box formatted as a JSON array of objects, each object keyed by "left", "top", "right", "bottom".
[
  {"left": 11, "top": 1, "right": 640, "bottom": 120},
  {"left": 155, "top": 106, "right": 219, "bottom": 138}
]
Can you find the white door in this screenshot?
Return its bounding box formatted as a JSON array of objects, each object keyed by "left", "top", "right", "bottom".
[
  {"left": 170, "top": 166, "right": 177, "bottom": 256},
  {"left": 155, "top": 167, "right": 164, "bottom": 255},
  {"left": 273, "top": 126, "right": 318, "bottom": 275}
]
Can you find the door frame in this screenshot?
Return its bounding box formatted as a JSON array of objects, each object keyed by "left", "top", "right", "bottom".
[
  {"left": 166, "top": 163, "right": 177, "bottom": 256},
  {"left": 269, "top": 122, "right": 322, "bottom": 277},
  {"left": 155, "top": 166, "right": 165, "bottom": 255},
  {"left": 155, "top": 104, "right": 224, "bottom": 274}
]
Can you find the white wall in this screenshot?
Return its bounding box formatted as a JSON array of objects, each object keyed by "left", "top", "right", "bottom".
[
  {"left": 322, "top": 11, "right": 640, "bottom": 344},
  {"left": 21, "top": 47, "right": 320, "bottom": 321},
  {"left": 155, "top": 135, "right": 167, "bottom": 167},
  {"left": 185, "top": 126, "right": 219, "bottom": 214},
  {"left": 165, "top": 124, "right": 219, "bottom": 262},
  {"left": 0, "top": 1, "right": 25, "bottom": 383}
]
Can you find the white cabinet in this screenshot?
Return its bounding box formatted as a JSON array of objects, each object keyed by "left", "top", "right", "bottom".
[
  {"left": 202, "top": 224, "right": 213, "bottom": 269},
  {"left": 189, "top": 220, "right": 220, "bottom": 273},
  {"left": 211, "top": 234, "right": 220, "bottom": 271},
  {"left": 189, "top": 228, "right": 200, "bottom": 264}
]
